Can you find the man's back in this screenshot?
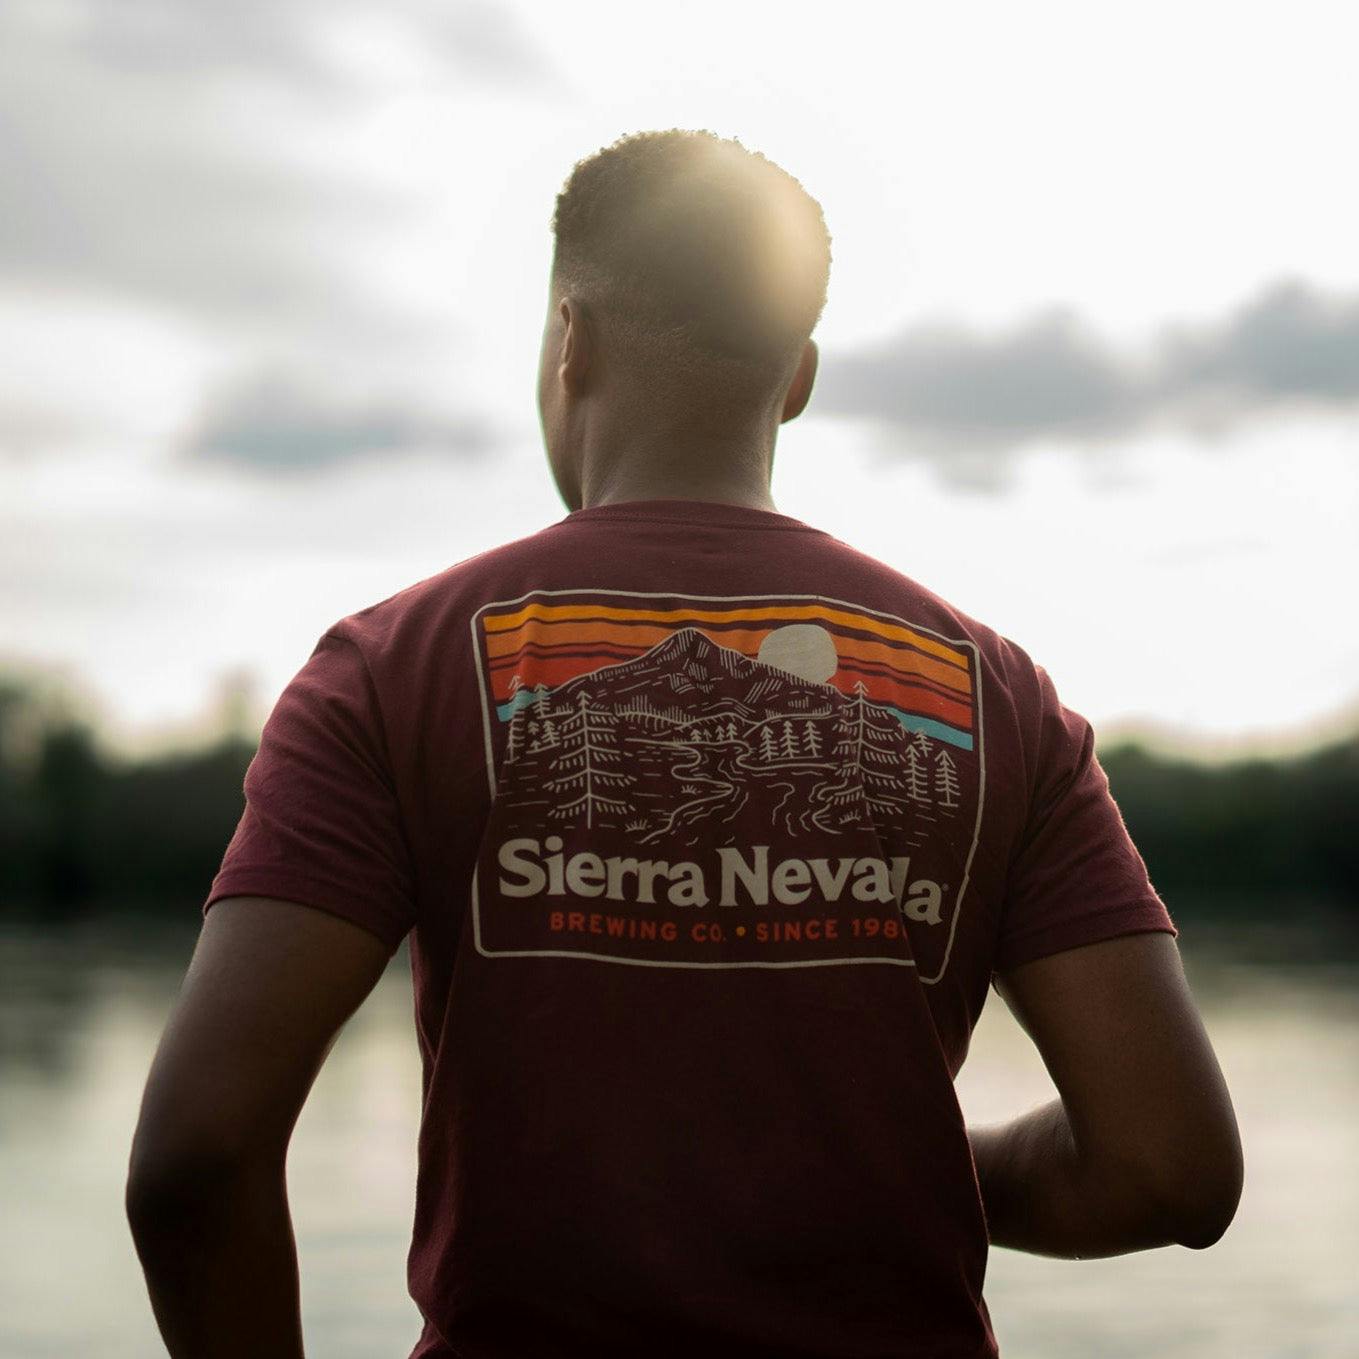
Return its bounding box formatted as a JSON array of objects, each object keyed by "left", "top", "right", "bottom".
[
  {"left": 127, "top": 132, "right": 1238, "bottom": 1359},
  {"left": 205, "top": 497, "right": 1182, "bottom": 1357}
]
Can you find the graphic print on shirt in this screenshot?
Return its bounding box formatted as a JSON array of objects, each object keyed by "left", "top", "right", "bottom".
[{"left": 470, "top": 590, "right": 985, "bottom": 982}]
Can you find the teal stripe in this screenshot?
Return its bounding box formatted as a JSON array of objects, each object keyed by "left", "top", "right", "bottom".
[
  {"left": 883, "top": 707, "right": 974, "bottom": 751},
  {"left": 497, "top": 689, "right": 545, "bottom": 723}
]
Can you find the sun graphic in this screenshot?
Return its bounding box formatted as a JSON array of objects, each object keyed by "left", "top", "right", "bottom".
[{"left": 755, "top": 623, "right": 839, "bottom": 684}]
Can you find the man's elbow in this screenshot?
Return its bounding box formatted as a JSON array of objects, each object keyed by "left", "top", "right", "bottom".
[
  {"left": 125, "top": 1127, "right": 278, "bottom": 1246},
  {"left": 1170, "top": 1184, "right": 1242, "bottom": 1250},
  {"left": 1156, "top": 1138, "right": 1245, "bottom": 1251},
  {"left": 128, "top": 1149, "right": 227, "bottom": 1242}
]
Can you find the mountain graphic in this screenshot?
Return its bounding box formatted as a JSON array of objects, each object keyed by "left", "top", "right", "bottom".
[
  {"left": 557, "top": 626, "right": 835, "bottom": 714},
  {"left": 497, "top": 626, "right": 959, "bottom": 848}
]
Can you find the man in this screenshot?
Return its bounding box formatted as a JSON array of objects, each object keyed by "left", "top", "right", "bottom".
[{"left": 127, "top": 129, "right": 1243, "bottom": 1358}]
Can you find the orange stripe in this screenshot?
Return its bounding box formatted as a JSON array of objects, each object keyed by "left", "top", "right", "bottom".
[
  {"left": 483, "top": 601, "right": 970, "bottom": 669},
  {"left": 486, "top": 620, "right": 971, "bottom": 696},
  {"left": 487, "top": 620, "right": 673, "bottom": 659},
  {"left": 831, "top": 669, "right": 973, "bottom": 729}
]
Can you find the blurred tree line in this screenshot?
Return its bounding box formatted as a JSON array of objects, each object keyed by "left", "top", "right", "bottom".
[
  {"left": 1, "top": 673, "right": 1355, "bottom": 928},
  {"left": 0, "top": 677, "right": 257, "bottom": 917}
]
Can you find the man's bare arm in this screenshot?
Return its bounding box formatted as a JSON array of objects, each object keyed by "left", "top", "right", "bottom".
[
  {"left": 126, "top": 897, "right": 393, "bottom": 1358},
  {"left": 969, "top": 932, "right": 1243, "bottom": 1259}
]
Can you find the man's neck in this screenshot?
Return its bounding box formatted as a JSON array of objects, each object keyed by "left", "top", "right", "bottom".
[{"left": 575, "top": 423, "right": 779, "bottom": 514}]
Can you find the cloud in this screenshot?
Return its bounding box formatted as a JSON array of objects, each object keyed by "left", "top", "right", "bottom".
[
  {"left": 66, "top": 0, "right": 339, "bottom": 84},
  {"left": 427, "top": 2, "right": 564, "bottom": 86},
  {"left": 0, "top": 5, "right": 374, "bottom": 328},
  {"left": 1158, "top": 280, "right": 1359, "bottom": 413},
  {"left": 68, "top": 0, "right": 561, "bottom": 89},
  {"left": 815, "top": 278, "right": 1359, "bottom": 487},
  {"left": 0, "top": 1, "right": 560, "bottom": 326},
  {"left": 0, "top": 1, "right": 560, "bottom": 470},
  {"left": 818, "top": 308, "right": 1142, "bottom": 451},
  {"left": 183, "top": 370, "right": 496, "bottom": 470}
]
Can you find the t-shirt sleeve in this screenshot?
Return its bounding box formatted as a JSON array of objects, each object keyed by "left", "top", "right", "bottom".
[
  {"left": 204, "top": 629, "right": 417, "bottom": 953},
  {"left": 993, "top": 662, "right": 1177, "bottom": 975}
]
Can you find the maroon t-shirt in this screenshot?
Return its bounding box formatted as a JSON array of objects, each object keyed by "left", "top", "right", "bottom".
[{"left": 207, "top": 497, "right": 1176, "bottom": 1358}]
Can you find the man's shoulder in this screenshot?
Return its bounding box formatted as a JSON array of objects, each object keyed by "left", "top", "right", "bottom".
[
  {"left": 811, "top": 530, "right": 1027, "bottom": 665},
  {"left": 323, "top": 519, "right": 567, "bottom": 650},
  {"left": 318, "top": 512, "right": 1043, "bottom": 705}
]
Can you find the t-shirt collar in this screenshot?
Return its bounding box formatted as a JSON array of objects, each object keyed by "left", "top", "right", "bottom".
[{"left": 560, "top": 498, "right": 819, "bottom": 533}]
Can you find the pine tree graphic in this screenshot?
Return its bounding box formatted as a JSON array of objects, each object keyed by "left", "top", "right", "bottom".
[
  {"left": 545, "top": 691, "right": 632, "bottom": 828},
  {"left": 540, "top": 718, "right": 560, "bottom": 747},
  {"left": 780, "top": 719, "right": 801, "bottom": 759},
  {"left": 820, "top": 712, "right": 867, "bottom": 822},
  {"left": 803, "top": 721, "right": 823, "bottom": 757},
  {"left": 505, "top": 710, "right": 525, "bottom": 764},
  {"left": 533, "top": 687, "right": 551, "bottom": 720},
  {"left": 905, "top": 744, "right": 931, "bottom": 805},
  {"left": 759, "top": 725, "right": 778, "bottom": 761},
  {"left": 819, "top": 683, "right": 909, "bottom": 823},
  {"left": 935, "top": 747, "right": 961, "bottom": 809},
  {"left": 911, "top": 730, "right": 934, "bottom": 762}
]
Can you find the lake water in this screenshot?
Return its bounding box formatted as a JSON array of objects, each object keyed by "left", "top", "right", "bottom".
[{"left": 1, "top": 918, "right": 1355, "bottom": 1358}]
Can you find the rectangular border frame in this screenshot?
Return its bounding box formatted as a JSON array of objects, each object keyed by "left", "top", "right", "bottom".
[{"left": 469, "top": 588, "right": 987, "bottom": 985}]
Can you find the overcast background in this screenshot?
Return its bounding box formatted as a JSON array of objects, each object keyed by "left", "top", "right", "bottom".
[{"left": 3, "top": 0, "right": 1356, "bottom": 757}]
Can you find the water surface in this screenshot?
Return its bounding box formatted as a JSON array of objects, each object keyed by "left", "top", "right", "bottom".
[{"left": 1, "top": 919, "right": 1354, "bottom": 1358}]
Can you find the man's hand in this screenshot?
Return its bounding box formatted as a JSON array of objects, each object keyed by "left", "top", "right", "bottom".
[{"left": 126, "top": 897, "right": 394, "bottom": 1358}]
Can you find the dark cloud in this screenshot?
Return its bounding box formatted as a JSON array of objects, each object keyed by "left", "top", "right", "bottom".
[
  {"left": 818, "top": 308, "right": 1142, "bottom": 452},
  {"left": 1158, "top": 280, "right": 1359, "bottom": 411},
  {"left": 184, "top": 371, "right": 496, "bottom": 470},
  {"left": 816, "top": 278, "right": 1359, "bottom": 488}
]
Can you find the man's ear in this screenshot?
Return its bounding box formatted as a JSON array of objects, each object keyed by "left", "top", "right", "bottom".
[
  {"left": 559, "top": 296, "right": 594, "bottom": 396},
  {"left": 780, "top": 339, "right": 818, "bottom": 424}
]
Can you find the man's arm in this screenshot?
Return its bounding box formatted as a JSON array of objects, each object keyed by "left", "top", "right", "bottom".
[
  {"left": 126, "top": 896, "right": 393, "bottom": 1358},
  {"left": 968, "top": 931, "right": 1243, "bottom": 1259}
]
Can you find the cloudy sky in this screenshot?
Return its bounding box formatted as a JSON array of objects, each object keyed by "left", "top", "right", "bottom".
[{"left": 3, "top": 0, "right": 1356, "bottom": 756}]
